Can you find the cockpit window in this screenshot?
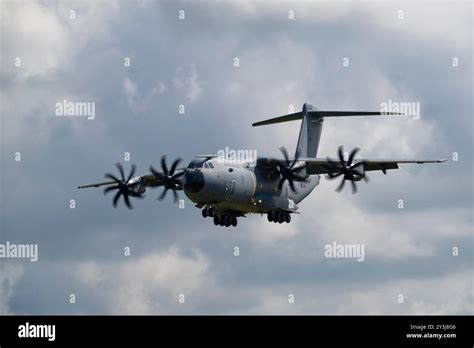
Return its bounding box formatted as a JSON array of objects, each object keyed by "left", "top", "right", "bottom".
[
  {"left": 208, "top": 162, "right": 214, "bottom": 169},
  {"left": 188, "top": 161, "right": 203, "bottom": 169}
]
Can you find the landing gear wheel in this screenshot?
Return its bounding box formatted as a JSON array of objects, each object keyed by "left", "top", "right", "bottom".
[
  {"left": 231, "top": 216, "right": 238, "bottom": 227},
  {"left": 208, "top": 208, "right": 214, "bottom": 217},
  {"left": 224, "top": 216, "right": 231, "bottom": 227},
  {"left": 267, "top": 212, "right": 274, "bottom": 222},
  {"left": 278, "top": 214, "right": 284, "bottom": 223},
  {"left": 213, "top": 215, "right": 219, "bottom": 225},
  {"left": 202, "top": 209, "right": 208, "bottom": 218},
  {"left": 285, "top": 213, "right": 291, "bottom": 223}
]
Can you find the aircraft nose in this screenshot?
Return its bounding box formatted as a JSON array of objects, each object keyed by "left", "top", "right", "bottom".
[{"left": 184, "top": 170, "right": 205, "bottom": 193}]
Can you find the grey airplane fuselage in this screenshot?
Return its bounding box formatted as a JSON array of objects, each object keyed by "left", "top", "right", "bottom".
[{"left": 182, "top": 158, "right": 319, "bottom": 215}]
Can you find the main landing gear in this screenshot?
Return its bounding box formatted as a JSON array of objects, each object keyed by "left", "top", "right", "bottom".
[
  {"left": 202, "top": 208, "right": 238, "bottom": 227},
  {"left": 267, "top": 211, "right": 291, "bottom": 224},
  {"left": 213, "top": 215, "right": 237, "bottom": 227}
]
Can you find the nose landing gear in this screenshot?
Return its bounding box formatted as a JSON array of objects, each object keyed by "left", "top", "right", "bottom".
[
  {"left": 267, "top": 211, "right": 291, "bottom": 224},
  {"left": 202, "top": 207, "right": 214, "bottom": 218}
]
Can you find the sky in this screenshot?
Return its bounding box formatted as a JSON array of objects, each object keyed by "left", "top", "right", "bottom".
[{"left": 0, "top": 0, "right": 472, "bottom": 315}]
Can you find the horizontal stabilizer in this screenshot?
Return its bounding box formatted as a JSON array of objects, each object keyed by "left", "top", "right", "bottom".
[
  {"left": 308, "top": 111, "right": 404, "bottom": 117},
  {"left": 252, "top": 112, "right": 302, "bottom": 127},
  {"left": 252, "top": 110, "right": 404, "bottom": 127}
]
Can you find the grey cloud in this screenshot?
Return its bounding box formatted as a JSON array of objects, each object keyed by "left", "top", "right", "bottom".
[{"left": 1, "top": 0, "right": 472, "bottom": 315}]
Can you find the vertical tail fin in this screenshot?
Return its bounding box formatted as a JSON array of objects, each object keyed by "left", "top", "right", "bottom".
[{"left": 296, "top": 103, "right": 323, "bottom": 158}]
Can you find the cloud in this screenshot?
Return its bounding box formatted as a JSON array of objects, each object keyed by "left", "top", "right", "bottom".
[
  {"left": 123, "top": 76, "right": 139, "bottom": 111},
  {"left": 221, "top": 0, "right": 471, "bottom": 49},
  {"left": 0, "top": 263, "right": 25, "bottom": 314},
  {"left": 340, "top": 268, "right": 473, "bottom": 314},
  {"left": 123, "top": 76, "right": 168, "bottom": 114},
  {"left": 1, "top": 0, "right": 472, "bottom": 316},
  {"left": 71, "top": 248, "right": 210, "bottom": 314},
  {"left": 0, "top": 0, "right": 120, "bottom": 80},
  {"left": 172, "top": 65, "right": 202, "bottom": 102},
  {"left": 0, "top": 0, "right": 121, "bottom": 147},
  {"left": 0, "top": 1, "right": 67, "bottom": 79}
]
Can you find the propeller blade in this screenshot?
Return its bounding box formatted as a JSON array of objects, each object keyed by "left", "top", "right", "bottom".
[
  {"left": 335, "top": 178, "right": 345, "bottom": 192},
  {"left": 362, "top": 175, "right": 369, "bottom": 183},
  {"left": 149, "top": 165, "right": 164, "bottom": 180},
  {"left": 169, "top": 158, "right": 182, "bottom": 176},
  {"left": 172, "top": 189, "right": 179, "bottom": 203},
  {"left": 275, "top": 147, "right": 303, "bottom": 193},
  {"left": 104, "top": 173, "right": 120, "bottom": 182},
  {"left": 277, "top": 178, "right": 285, "bottom": 191},
  {"left": 338, "top": 146, "right": 345, "bottom": 164},
  {"left": 347, "top": 147, "right": 359, "bottom": 166},
  {"left": 123, "top": 193, "right": 133, "bottom": 209},
  {"left": 103, "top": 185, "right": 119, "bottom": 195},
  {"left": 158, "top": 187, "right": 168, "bottom": 201},
  {"left": 102, "top": 163, "right": 143, "bottom": 208},
  {"left": 327, "top": 172, "right": 343, "bottom": 180},
  {"left": 351, "top": 161, "right": 364, "bottom": 169},
  {"left": 150, "top": 156, "right": 184, "bottom": 202},
  {"left": 161, "top": 156, "right": 169, "bottom": 176},
  {"left": 351, "top": 180, "right": 357, "bottom": 194},
  {"left": 329, "top": 146, "right": 367, "bottom": 194},
  {"left": 280, "top": 147, "right": 290, "bottom": 166},
  {"left": 127, "top": 163, "right": 136, "bottom": 183},
  {"left": 115, "top": 163, "right": 125, "bottom": 182},
  {"left": 289, "top": 179, "right": 297, "bottom": 193},
  {"left": 112, "top": 191, "right": 121, "bottom": 207},
  {"left": 290, "top": 147, "right": 300, "bottom": 168},
  {"left": 172, "top": 171, "right": 184, "bottom": 179}
]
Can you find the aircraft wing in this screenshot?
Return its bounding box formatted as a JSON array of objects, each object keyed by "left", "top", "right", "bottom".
[
  {"left": 78, "top": 174, "right": 165, "bottom": 189},
  {"left": 256, "top": 157, "right": 446, "bottom": 175},
  {"left": 304, "top": 158, "right": 446, "bottom": 174}
]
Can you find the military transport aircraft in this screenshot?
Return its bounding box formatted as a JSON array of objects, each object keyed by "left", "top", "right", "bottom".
[{"left": 78, "top": 103, "right": 445, "bottom": 227}]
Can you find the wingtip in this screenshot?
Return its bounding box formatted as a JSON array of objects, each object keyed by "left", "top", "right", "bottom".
[{"left": 382, "top": 112, "right": 406, "bottom": 116}]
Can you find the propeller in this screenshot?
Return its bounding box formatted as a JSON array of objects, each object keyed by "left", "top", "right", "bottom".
[
  {"left": 150, "top": 155, "right": 184, "bottom": 203},
  {"left": 326, "top": 146, "right": 369, "bottom": 194},
  {"left": 276, "top": 147, "right": 304, "bottom": 193},
  {"left": 103, "top": 163, "right": 142, "bottom": 209}
]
